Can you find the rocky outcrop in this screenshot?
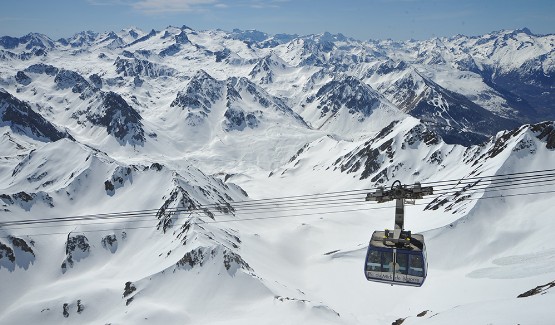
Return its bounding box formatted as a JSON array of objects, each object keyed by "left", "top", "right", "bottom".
[
  {"left": 61, "top": 233, "right": 90, "bottom": 273},
  {"left": 0, "top": 88, "right": 70, "bottom": 142}
]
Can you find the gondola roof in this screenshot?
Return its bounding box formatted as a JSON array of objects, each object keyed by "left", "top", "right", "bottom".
[{"left": 369, "top": 230, "right": 425, "bottom": 252}]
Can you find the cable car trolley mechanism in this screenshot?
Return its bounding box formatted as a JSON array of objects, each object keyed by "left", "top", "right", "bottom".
[{"left": 364, "top": 180, "right": 433, "bottom": 287}]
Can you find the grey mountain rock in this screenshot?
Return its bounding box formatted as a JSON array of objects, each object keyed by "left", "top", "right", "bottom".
[
  {"left": 83, "top": 91, "right": 145, "bottom": 145},
  {"left": 0, "top": 88, "right": 70, "bottom": 142}
]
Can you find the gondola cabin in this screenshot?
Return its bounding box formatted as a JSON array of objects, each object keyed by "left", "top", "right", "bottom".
[{"left": 364, "top": 230, "right": 427, "bottom": 287}]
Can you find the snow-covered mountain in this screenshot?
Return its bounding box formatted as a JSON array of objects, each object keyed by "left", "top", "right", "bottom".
[{"left": 1, "top": 26, "right": 555, "bottom": 324}]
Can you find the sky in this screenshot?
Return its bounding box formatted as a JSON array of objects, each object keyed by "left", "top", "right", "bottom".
[{"left": 0, "top": 0, "right": 553, "bottom": 41}]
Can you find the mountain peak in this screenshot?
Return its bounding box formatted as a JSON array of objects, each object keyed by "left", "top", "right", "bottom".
[
  {"left": 193, "top": 69, "right": 217, "bottom": 81},
  {"left": 512, "top": 27, "right": 534, "bottom": 36}
]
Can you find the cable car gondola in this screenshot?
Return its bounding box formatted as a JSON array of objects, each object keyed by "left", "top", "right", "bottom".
[
  {"left": 365, "top": 230, "right": 427, "bottom": 286},
  {"left": 364, "top": 181, "right": 432, "bottom": 287}
]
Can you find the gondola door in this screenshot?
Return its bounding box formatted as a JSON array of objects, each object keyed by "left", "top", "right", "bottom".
[
  {"left": 381, "top": 249, "right": 394, "bottom": 282},
  {"left": 393, "top": 251, "right": 408, "bottom": 283},
  {"left": 365, "top": 247, "right": 395, "bottom": 282}
]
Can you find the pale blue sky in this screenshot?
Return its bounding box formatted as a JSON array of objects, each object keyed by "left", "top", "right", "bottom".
[{"left": 1, "top": 0, "right": 553, "bottom": 40}]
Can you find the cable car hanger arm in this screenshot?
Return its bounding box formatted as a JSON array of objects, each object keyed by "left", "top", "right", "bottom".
[{"left": 365, "top": 181, "right": 433, "bottom": 244}]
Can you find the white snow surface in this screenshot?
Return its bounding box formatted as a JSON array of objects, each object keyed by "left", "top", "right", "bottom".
[{"left": 1, "top": 26, "right": 555, "bottom": 324}]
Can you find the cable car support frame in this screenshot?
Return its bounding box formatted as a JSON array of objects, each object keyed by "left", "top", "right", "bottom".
[
  {"left": 364, "top": 180, "right": 433, "bottom": 286},
  {"left": 366, "top": 180, "right": 433, "bottom": 247}
]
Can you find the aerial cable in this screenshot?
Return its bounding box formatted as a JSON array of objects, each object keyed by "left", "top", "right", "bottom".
[
  {"left": 3, "top": 183, "right": 555, "bottom": 234},
  {"left": 0, "top": 206, "right": 380, "bottom": 238},
  {"left": 0, "top": 199, "right": 386, "bottom": 230},
  {"left": 223, "top": 168, "right": 555, "bottom": 206},
  {"left": 1, "top": 188, "right": 555, "bottom": 239},
  {"left": 429, "top": 172, "right": 555, "bottom": 190},
  {"left": 2, "top": 175, "right": 554, "bottom": 228},
  {"left": 2, "top": 167, "right": 549, "bottom": 224},
  {"left": 431, "top": 174, "right": 555, "bottom": 195},
  {"left": 2, "top": 178, "right": 553, "bottom": 230},
  {"left": 1, "top": 168, "right": 555, "bottom": 230},
  {"left": 417, "top": 168, "right": 555, "bottom": 187}
]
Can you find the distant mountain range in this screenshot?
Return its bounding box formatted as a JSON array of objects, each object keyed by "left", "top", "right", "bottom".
[{"left": 1, "top": 27, "right": 553, "bottom": 147}]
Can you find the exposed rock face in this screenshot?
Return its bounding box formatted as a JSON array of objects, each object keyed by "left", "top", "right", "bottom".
[
  {"left": 24, "top": 63, "right": 59, "bottom": 76},
  {"left": 0, "top": 236, "right": 36, "bottom": 271},
  {"left": 83, "top": 91, "right": 145, "bottom": 145},
  {"left": 174, "top": 31, "right": 189, "bottom": 44},
  {"left": 248, "top": 54, "right": 287, "bottom": 84},
  {"left": 61, "top": 300, "right": 85, "bottom": 318},
  {"left": 0, "top": 191, "right": 54, "bottom": 211},
  {"left": 0, "top": 242, "right": 16, "bottom": 266},
  {"left": 123, "top": 281, "right": 137, "bottom": 305},
  {"left": 89, "top": 73, "right": 102, "bottom": 89},
  {"left": 518, "top": 280, "right": 555, "bottom": 298},
  {"left": 308, "top": 75, "right": 382, "bottom": 118},
  {"left": 101, "top": 234, "right": 118, "bottom": 253},
  {"left": 104, "top": 166, "right": 133, "bottom": 196},
  {"left": 123, "top": 281, "right": 136, "bottom": 298},
  {"left": 171, "top": 70, "right": 224, "bottom": 112},
  {"left": 0, "top": 88, "right": 70, "bottom": 142},
  {"left": 54, "top": 69, "right": 91, "bottom": 93},
  {"left": 114, "top": 56, "right": 177, "bottom": 77},
  {"left": 156, "top": 186, "right": 202, "bottom": 233},
  {"left": 223, "top": 107, "right": 259, "bottom": 131},
  {"left": 61, "top": 234, "right": 90, "bottom": 273},
  {"left": 331, "top": 122, "right": 440, "bottom": 182},
  {"left": 15, "top": 71, "right": 31, "bottom": 85},
  {"left": 531, "top": 121, "right": 555, "bottom": 149},
  {"left": 174, "top": 245, "right": 252, "bottom": 276}
]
